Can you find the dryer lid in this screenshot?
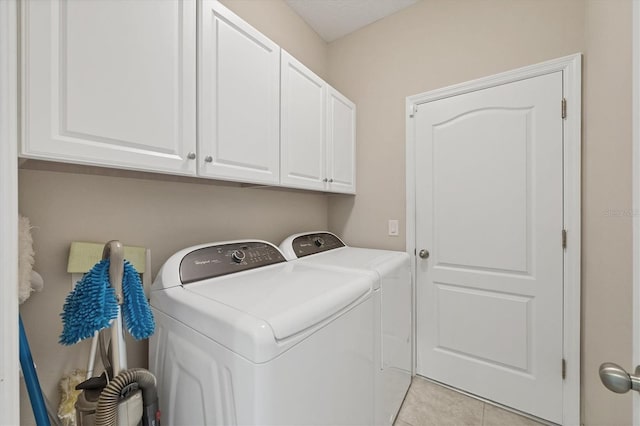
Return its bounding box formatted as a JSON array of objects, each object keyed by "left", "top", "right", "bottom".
[
  {"left": 291, "top": 246, "right": 409, "bottom": 272},
  {"left": 182, "top": 261, "right": 372, "bottom": 340}
]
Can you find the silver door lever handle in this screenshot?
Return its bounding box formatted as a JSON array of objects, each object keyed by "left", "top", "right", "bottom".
[{"left": 599, "top": 362, "right": 640, "bottom": 393}]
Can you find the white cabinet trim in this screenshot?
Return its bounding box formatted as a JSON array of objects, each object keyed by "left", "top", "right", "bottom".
[
  {"left": 0, "top": 0, "right": 20, "bottom": 422},
  {"left": 632, "top": 1, "right": 640, "bottom": 423}
]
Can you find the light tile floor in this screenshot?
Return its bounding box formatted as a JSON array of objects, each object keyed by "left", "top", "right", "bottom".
[{"left": 395, "top": 376, "right": 547, "bottom": 426}]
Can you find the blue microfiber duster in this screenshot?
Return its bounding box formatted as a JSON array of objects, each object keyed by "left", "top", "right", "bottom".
[
  {"left": 60, "top": 259, "right": 155, "bottom": 345},
  {"left": 59, "top": 259, "right": 118, "bottom": 345},
  {"left": 121, "top": 260, "right": 155, "bottom": 340}
]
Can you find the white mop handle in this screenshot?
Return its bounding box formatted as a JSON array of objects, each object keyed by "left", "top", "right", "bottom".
[
  {"left": 111, "top": 307, "right": 127, "bottom": 376},
  {"left": 86, "top": 331, "right": 99, "bottom": 379},
  {"left": 102, "top": 240, "right": 127, "bottom": 376}
]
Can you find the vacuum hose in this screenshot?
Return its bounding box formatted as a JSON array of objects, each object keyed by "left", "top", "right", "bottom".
[{"left": 95, "top": 368, "right": 159, "bottom": 426}]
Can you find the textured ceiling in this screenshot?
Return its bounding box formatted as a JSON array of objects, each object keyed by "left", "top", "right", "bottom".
[{"left": 285, "top": 0, "right": 419, "bottom": 42}]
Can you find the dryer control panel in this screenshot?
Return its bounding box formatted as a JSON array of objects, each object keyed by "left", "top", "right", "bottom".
[
  {"left": 291, "top": 232, "right": 345, "bottom": 258},
  {"left": 179, "top": 242, "right": 286, "bottom": 284}
]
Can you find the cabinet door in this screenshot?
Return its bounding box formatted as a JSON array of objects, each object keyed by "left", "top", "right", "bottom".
[
  {"left": 199, "top": 1, "right": 280, "bottom": 184},
  {"left": 21, "top": 0, "right": 197, "bottom": 175},
  {"left": 327, "top": 87, "right": 356, "bottom": 194},
  {"left": 280, "top": 50, "right": 326, "bottom": 191}
]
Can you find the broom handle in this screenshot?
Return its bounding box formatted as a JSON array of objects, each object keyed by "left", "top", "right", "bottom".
[
  {"left": 19, "top": 314, "right": 51, "bottom": 426},
  {"left": 102, "top": 240, "right": 127, "bottom": 376}
]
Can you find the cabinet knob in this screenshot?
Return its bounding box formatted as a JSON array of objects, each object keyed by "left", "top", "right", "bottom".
[
  {"left": 328, "top": 178, "right": 334, "bottom": 183},
  {"left": 187, "top": 152, "right": 196, "bottom": 160},
  {"left": 323, "top": 178, "right": 328, "bottom": 182},
  {"left": 204, "top": 156, "right": 213, "bottom": 163}
]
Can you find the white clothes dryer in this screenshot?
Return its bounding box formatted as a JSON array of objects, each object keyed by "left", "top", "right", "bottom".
[
  {"left": 149, "top": 240, "right": 376, "bottom": 425},
  {"left": 279, "top": 232, "right": 412, "bottom": 426}
]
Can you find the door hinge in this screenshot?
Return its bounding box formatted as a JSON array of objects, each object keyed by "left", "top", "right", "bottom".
[
  {"left": 562, "top": 358, "right": 567, "bottom": 380},
  {"left": 562, "top": 229, "right": 567, "bottom": 249},
  {"left": 561, "top": 98, "right": 567, "bottom": 119},
  {"left": 409, "top": 104, "right": 418, "bottom": 118}
]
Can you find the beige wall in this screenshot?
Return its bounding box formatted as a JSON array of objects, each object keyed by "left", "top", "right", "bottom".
[
  {"left": 17, "top": 1, "right": 329, "bottom": 424},
  {"left": 327, "top": 0, "right": 633, "bottom": 424},
  {"left": 582, "top": 1, "right": 633, "bottom": 424}
]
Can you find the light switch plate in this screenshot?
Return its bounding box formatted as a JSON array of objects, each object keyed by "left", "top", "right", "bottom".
[{"left": 388, "top": 219, "right": 399, "bottom": 236}]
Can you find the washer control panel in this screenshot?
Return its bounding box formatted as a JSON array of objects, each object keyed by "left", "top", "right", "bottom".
[
  {"left": 291, "top": 232, "right": 345, "bottom": 258},
  {"left": 179, "top": 242, "right": 286, "bottom": 284}
]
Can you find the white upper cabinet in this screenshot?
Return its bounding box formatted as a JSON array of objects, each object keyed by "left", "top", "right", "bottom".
[
  {"left": 199, "top": 0, "right": 281, "bottom": 184},
  {"left": 327, "top": 87, "right": 356, "bottom": 194},
  {"left": 20, "top": 0, "right": 354, "bottom": 192},
  {"left": 280, "top": 51, "right": 356, "bottom": 194},
  {"left": 280, "top": 50, "right": 326, "bottom": 190},
  {"left": 21, "top": 0, "right": 197, "bottom": 175}
]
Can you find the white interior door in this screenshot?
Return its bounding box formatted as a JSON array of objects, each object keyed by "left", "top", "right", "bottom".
[{"left": 414, "top": 71, "right": 564, "bottom": 423}]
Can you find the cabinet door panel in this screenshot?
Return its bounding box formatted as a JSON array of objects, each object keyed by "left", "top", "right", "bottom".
[
  {"left": 280, "top": 51, "right": 326, "bottom": 190},
  {"left": 22, "top": 0, "right": 197, "bottom": 175},
  {"left": 199, "top": 1, "right": 280, "bottom": 184},
  {"left": 327, "top": 88, "right": 356, "bottom": 194}
]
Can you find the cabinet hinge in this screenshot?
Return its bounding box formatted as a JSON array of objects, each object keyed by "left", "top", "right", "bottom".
[
  {"left": 409, "top": 104, "right": 418, "bottom": 118},
  {"left": 562, "top": 229, "right": 567, "bottom": 249},
  {"left": 561, "top": 98, "right": 567, "bottom": 119},
  {"left": 562, "top": 358, "right": 566, "bottom": 380}
]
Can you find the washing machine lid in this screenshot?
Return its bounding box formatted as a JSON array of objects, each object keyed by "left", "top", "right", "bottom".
[
  {"left": 183, "top": 261, "right": 371, "bottom": 340},
  {"left": 151, "top": 240, "right": 374, "bottom": 362}
]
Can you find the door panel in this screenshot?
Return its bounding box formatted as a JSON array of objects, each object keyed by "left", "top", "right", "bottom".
[
  {"left": 435, "top": 284, "right": 531, "bottom": 371},
  {"left": 415, "top": 72, "right": 563, "bottom": 423},
  {"left": 434, "top": 108, "right": 531, "bottom": 273}
]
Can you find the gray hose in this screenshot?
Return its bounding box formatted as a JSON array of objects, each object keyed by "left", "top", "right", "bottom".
[{"left": 95, "top": 368, "right": 158, "bottom": 426}]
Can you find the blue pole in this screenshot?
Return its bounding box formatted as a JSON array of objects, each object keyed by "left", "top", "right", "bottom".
[{"left": 19, "top": 314, "right": 51, "bottom": 426}]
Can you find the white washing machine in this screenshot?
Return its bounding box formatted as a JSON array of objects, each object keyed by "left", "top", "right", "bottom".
[
  {"left": 280, "top": 232, "right": 412, "bottom": 426},
  {"left": 149, "top": 240, "right": 376, "bottom": 425}
]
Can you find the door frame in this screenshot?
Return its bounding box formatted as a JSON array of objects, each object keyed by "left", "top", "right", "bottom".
[
  {"left": 405, "top": 53, "right": 582, "bottom": 425},
  {"left": 0, "top": 0, "right": 20, "bottom": 423},
  {"left": 632, "top": 1, "right": 640, "bottom": 424}
]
